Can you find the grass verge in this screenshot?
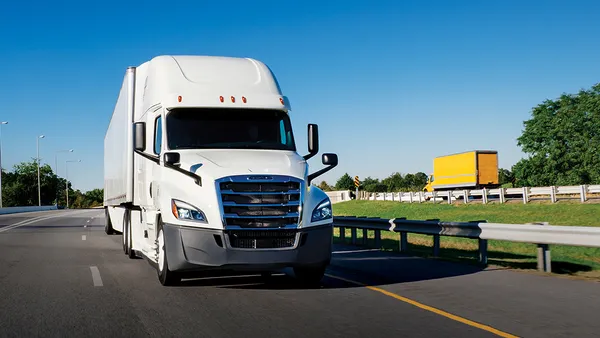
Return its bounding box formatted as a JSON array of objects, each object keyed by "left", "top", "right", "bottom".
[{"left": 332, "top": 200, "right": 600, "bottom": 279}]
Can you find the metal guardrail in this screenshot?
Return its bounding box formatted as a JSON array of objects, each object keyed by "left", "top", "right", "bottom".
[
  {"left": 332, "top": 216, "right": 600, "bottom": 273},
  {"left": 0, "top": 205, "right": 58, "bottom": 215}
]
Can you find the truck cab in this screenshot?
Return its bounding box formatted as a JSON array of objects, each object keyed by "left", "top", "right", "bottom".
[
  {"left": 104, "top": 55, "right": 338, "bottom": 286},
  {"left": 423, "top": 175, "right": 434, "bottom": 192}
]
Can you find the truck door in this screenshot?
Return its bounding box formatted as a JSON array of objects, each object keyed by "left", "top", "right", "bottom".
[{"left": 151, "top": 112, "right": 163, "bottom": 212}]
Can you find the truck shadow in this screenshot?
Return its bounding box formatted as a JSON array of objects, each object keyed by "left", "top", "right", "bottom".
[
  {"left": 176, "top": 245, "right": 488, "bottom": 290},
  {"left": 175, "top": 242, "right": 594, "bottom": 289},
  {"left": 340, "top": 237, "right": 595, "bottom": 276}
]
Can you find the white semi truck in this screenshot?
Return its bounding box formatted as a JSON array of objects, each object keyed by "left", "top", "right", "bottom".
[{"left": 103, "top": 55, "right": 338, "bottom": 286}]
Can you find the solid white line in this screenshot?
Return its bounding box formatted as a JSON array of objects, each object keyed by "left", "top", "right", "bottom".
[
  {"left": 90, "top": 266, "right": 103, "bottom": 286},
  {"left": 82, "top": 235, "right": 86, "bottom": 241},
  {"left": 0, "top": 209, "right": 94, "bottom": 233},
  {"left": 0, "top": 215, "right": 61, "bottom": 233}
]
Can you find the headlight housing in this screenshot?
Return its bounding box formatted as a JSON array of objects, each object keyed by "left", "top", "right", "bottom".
[
  {"left": 311, "top": 198, "right": 332, "bottom": 222},
  {"left": 171, "top": 199, "right": 207, "bottom": 223}
]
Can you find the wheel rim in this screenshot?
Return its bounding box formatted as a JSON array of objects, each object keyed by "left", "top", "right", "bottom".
[{"left": 158, "top": 229, "right": 165, "bottom": 272}]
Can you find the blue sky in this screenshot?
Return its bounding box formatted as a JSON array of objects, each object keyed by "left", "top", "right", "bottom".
[{"left": 1, "top": 0, "right": 599, "bottom": 192}]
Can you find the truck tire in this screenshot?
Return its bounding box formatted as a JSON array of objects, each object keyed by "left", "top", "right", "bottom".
[
  {"left": 156, "top": 220, "right": 180, "bottom": 286},
  {"left": 104, "top": 208, "right": 115, "bottom": 235},
  {"left": 293, "top": 265, "right": 326, "bottom": 287},
  {"left": 123, "top": 209, "right": 137, "bottom": 259}
]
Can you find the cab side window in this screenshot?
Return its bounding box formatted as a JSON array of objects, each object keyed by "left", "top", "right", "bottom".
[{"left": 154, "top": 116, "right": 162, "bottom": 155}]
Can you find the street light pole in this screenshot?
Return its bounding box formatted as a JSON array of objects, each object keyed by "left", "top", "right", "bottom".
[
  {"left": 65, "top": 160, "right": 81, "bottom": 208},
  {"left": 55, "top": 149, "right": 74, "bottom": 206},
  {"left": 55, "top": 149, "right": 74, "bottom": 177},
  {"left": 37, "top": 135, "right": 45, "bottom": 207},
  {"left": 0, "top": 122, "right": 7, "bottom": 208}
]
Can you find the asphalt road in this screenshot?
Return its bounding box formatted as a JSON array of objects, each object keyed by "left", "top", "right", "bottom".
[{"left": 1, "top": 209, "right": 599, "bottom": 338}]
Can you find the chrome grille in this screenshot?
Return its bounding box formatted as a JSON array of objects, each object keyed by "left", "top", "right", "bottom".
[{"left": 216, "top": 175, "right": 303, "bottom": 230}]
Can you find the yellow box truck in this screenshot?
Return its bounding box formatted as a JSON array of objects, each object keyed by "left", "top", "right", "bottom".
[{"left": 423, "top": 150, "right": 499, "bottom": 192}]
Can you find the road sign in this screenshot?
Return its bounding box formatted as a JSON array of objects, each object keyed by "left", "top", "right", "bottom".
[{"left": 354, "top": 176, "right": 360, "bottom": 188}]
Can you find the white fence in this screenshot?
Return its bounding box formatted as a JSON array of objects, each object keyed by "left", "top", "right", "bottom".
[
  {"left": 325, "top": 190, "right": 352, "bottom": 204},
  {"left": 327, "top": 184, "right": 600, "bottom": 204},
  {"left": 0, "top": 205, "right": 58, "bottom": 215}
]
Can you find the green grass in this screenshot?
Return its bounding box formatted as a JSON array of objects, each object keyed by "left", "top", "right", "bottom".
[{"left": 332, "top": 200, "right": 600, "bottom": 278}]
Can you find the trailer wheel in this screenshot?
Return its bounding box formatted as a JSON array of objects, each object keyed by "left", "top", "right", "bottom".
[
  {"left": 156, "top": 220, "right": 180, "bottom": 286},
  {"left": 104, "top": 208, "right": 115, "bottom": 235}
]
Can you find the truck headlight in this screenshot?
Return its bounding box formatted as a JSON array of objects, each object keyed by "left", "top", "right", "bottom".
[
  {"left": 311, "top": 199, "right": 332, "bottom": 222},
  {"left": 171, "top": 199, "right": 207, "bottom": 223}
]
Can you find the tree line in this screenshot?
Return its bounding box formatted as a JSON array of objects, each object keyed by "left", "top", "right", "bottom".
[
  {"left": 318, "top": 83, "right": 600, "bottom": 192},
  {"left": 1, "top": 159, "right": 103, "bottom": 208},
  {"left": 318, "top": 172, "right": 430, "bottom": 192}
]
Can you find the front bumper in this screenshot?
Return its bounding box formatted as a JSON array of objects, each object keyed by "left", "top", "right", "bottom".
[{"left": 163, "top": 223, "right": 333, "bottom": 273}]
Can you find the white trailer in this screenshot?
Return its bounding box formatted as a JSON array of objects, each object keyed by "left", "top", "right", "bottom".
[{"left": 103, "top": 55, "right": 338, "bottom": 286}]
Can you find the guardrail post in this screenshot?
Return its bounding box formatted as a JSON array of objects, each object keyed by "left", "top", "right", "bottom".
[
  {"left": 447, "top": 191, "right": 452, "bottom": 204},
  {"left": 537, "top": 244, "right": 551, "bottom": 273},
  {"left": 339, "top": 226, "right": 345, "bottom": 241},
  {"left": 527, "top": 222, "right": 551, "bottom": 272},
  {"left": 473, "top": 220, "right": 488, "bottom": 265},
  {"left": 351, "top": 228, "right": 357, "bottom": 245},
  {"left": 432, "top": 191, "right": 437, "bottom": 203},
  {"left": 362, "top": 229, "right": 368, "bottom": 245},
  {"left": 409, "top": 192, "right": 413, "bottom": 203},
  {"left": 433, "top": 235, "right": 440, "bottom": 256},
  {"left": 550, "top": 186, "right": 557, "bottom": 203},
  {"left": 463, "top": 190, "right": 469, "bottom": 204},
  {"left": 418, "top": 191, "right": 423, "bottom": 203},
  {"left": 523, "top": 187, "right": 529, "bottom": 204},
  {"left": 499, "top": 188, "right": 505, "bottom": 204},
  {"left": 482, "top": 188, "right": 488, "bottom": 204},
  {"left": 478, "top": 239, "right": 488, "bottom": 265},
  {"left": 580, "top": 185, "right": 587, "bottom": 203},
  {"left": 425, "top": 218, "right": 441, "bottom": 257},
  {"left": 399, "top": 232, "right": 408, "bottom": 253},
  {"left": 374, "top": 229, "right": 381, "bottom": 248}
]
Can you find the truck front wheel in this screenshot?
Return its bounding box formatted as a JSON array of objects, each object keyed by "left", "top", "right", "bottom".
[
  {"left": 156, "top": 222, "right": 181, "bottom": 286},
  {"left": 293, "top": 265, "right": 326, "bottom": 287}
]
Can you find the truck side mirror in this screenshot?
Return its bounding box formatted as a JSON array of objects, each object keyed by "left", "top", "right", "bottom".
[
  {"left": 322, "top": 153, "right": 338, "bottom": 166},
  {"left": 164, "top": 152, "right": 180, "bottom": 166},
  {"left": 307, "top": 153, "right": 339, "bottom": 184},
  {"left": 304, "top": 123, "right": 319, "bottom": 160},
  {"left": 134, "top": 122, "right": 146, "bottom": 151}
]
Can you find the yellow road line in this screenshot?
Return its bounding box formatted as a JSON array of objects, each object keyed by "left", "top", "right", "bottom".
[{"left": 325, "top": 274, "right": 519, "bottom": 338}]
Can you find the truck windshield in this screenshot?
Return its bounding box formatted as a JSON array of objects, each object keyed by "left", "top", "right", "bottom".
[{"left": 166, "top": 108, "right": 296, "bottom": 151}]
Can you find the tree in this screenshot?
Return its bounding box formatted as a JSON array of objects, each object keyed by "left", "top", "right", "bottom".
[
  {"left": 498, "top": 168, "right": 515, "bottom": 187},
  {"left": 382, "top": 172, "right": 404, "bottom": 192},
  {"left": 514, "top": 83, "right": 600, "bottom": 186},
  {"left": 70, "top": 189, "right": 102, "bottom": 208},
  {"left": 0, "top": 159, "right": 88, "bottom": 208},
  {"left": 2, "top": 160, "right": 62, "bottom": 207},
  {"left": 413, "top": 172, "right": 428, "bottom": 189},
  {"left": 335, "top": 173, "right": 354, "bottom": 191},
  {"left": 317, "top": 181, "right": 333, "bottom": 191}
]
